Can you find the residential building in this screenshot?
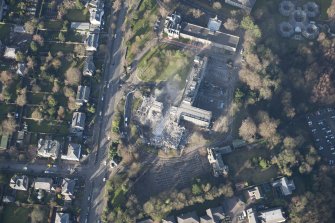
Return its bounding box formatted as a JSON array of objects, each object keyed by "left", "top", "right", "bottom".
[
  {"left": 16, "top": 62, "right": 26, "bottom": 76},
  {"left": 61, "top": 143, "right": 81, "bottom": 161},
  {"left": 246, "top": 208, "right": 257, "bottom": 223},
  {"left": 9, "top": 175, "right": 29, "bottom": 191},
  {"left": 55, "top": 212, "right": 70, "bottom": 223},
  {"left": 61, "top": 178, "right": 76, "bottom": 201},
  {"left": 180, "top": 22, "right": 240, "bottom": 52},
  {"left": 177, "top": 211, "right": 200, "bottom": 223},
  {"left": 205, "top": 206, "right": 226, "bottom": 223},
  {"left": 13, "top": 25, "right": 26, "bottom": 33},
  {"left": 71, "top": 22, "right": 90, "bottom": 31},
  {"left": 163, "top": 14, "right": 240, "bottom": 52},
  {"left": 207, "top": 148, "right": 229, "bottom": 177},
  {"left": 245, "top": 186, "right": 262, "bottom": 202},
  {"left": 272, "top": 177, "right": 295, "bottom": 196},
  {"left": 37, "top": 139, "right": 60, "bottom": 160},
  {"left": 162, "top": 216, "right": 176, "bottom": 223},
  {"left": 3, "top": 47, "right": 16, "bottom": 59},
  {"left": 224, "top": 0, "right": 257, "bottom": 13},
  {"left": 83, "top": 55, "right": 95, "bottom": 76},
  {"left": 76, "top": 85, "right": 90, "bottom": 105},
  {"left": 164, "top": 13, "right": 182, "bottom": 38},
  {"left": 258, "top": 208, "right": 286, "bottom": 223},
  {"left": 89, "top": 7, "right": 104, "bottom": 26},
  {"left": 34, "top": 177, "right": 53, "bottom": 192},
  {"left": 88, "top": 0, "right": 103, "bottom": 8},
  {"left": 71, "top": 112, "right": 86, "bottom": 134},
  {"left": 2, "top": 195, "right": 15, "bottom": 203},
  {"left": 85, "top": 31, "right": 99, "bottom": 51}
]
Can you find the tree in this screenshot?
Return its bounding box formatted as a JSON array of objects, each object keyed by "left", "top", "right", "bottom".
[
  {"left": 31, "top": 206, "right": 47, "bottom": 223},
  {"left": 224, "top": 18, "right": 239, "bottom": 31},
  {"left": 189, "top": 9, "right": 203, "bottom": 18},
  {"left": 47, "top": 95, "right": 57, "bottom": 107},
  {"left": 327, "top": 0, "right": 335, "bottom": 19},
  {"left": 1, "top": 117, "right": 17, "bottom": 135},
  {"left": 192, "top": 183, "right": 202, "bottom": 195},
  {"left": 57, "top": 106, "right": 65, "bottom": 119},
  {"left": 33, "top": 34, "right": 44, "bottom": 46},
  {"left": 16, "top": 88, "right": 27, "bottom": 106},
  {"left": 24, "top": 19, "right": 38, "bottom": 34},
  {"left": 58, "top": 32, "right": 65, "bottom": 42},
  {"left": 0, "top": 71, "right": 13, "bottom": 85},
  {"left": 212, "top": 2, "right": 222, "bottom": 10},
  {"left": 241, "top": 16, "right": 261, "bottom": 39},
  {"left": 65, "top": 67, "right": 81, "bottom": 85},
  {"left": 113, "top": 0, "right": 122, "bottom": 11},
  {"left": 239, "top": 117, "right": 257, "bottom": 142},
  {"left": 258, "top": 118, "right": 279, "bottom": 139},
  {"left": 63, "top": 86, "right": 75, "bottom": 98},
  {"left": 32, "top": 109, "right": 42, "bottom": 120},
  {"left": 30, "top": 41, "right": 38, "bottom": 52}
]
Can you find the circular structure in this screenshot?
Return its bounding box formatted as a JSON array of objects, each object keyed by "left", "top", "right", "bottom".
[
  {"left": 302, "top": 23, "right": 319, "bottom": 39},
  {"left": 292, "top": 9, "right": 307, "bottom": 23},
  {"left": 279, "top": 1, "right": 295, "bottom": 16},
  {"left": 279, "top": 21, "right": 294, "bottom": 37},
  {"left": 303, "top": 2, "right": 319, "bottom": 18}
]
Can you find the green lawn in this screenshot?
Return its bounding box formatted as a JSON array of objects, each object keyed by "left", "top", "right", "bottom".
[
  {"left": 0, "top": 103, "right": 17, "bottom": 119},
  {"left": 137, "top": 44, "right": 193, "bottom": 85},
  {"left": 0, "top": 23, "right": 11, "bottom": 42},
  {"left": 1, "top": 205, "right": 31, "bottom": 223},
  {"left": 25, "top": 119, "right": 69, "bottom": 135},
  {"left": 222, "top": 146, "right": 278, "bottom": 185},
  {"left": 65, "top": 9, "right": 89, "bottom": 22},
  {"left": 44, "top": 20, "right": 64, "bottom": 30},
  {"left": 126, "top": 0, "right": 158, "bottom": 61}
]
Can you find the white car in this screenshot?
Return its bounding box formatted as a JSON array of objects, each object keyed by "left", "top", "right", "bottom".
[{"left": 103, "top": 177, "right": 106, "bottom": 182}]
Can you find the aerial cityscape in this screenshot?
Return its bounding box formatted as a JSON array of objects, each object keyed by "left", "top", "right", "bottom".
[{"left": 0, "top": 0, "right": 335, "bottom": 223}]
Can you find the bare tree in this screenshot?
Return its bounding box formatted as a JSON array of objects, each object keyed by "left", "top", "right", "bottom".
[
  {"left": 1, "top": 117, "right": 17, "bottom": 135},
  {"left": 31, "top": 109, "right": 43, "bottom": 120},
  {"left": 65, "top": 67, "right": 81, "bottom": 86},
  {"left": 0, "top": 71, "right": 13, "bottom": 85},
  {"left": 57, "top": 106, "right": 65, "bottom": 119},
  {"left": 113, "top": 0, "right": 122, "bottom": 11},
  {"left": 239, "top": 117, "right": 257, "bottom": 142},
  {"left": 189, "top": 9, "right": 203, "bottom": 18},
  {"left": 212, "top": 2, "right": 222, "bottom": 10},
  {"left": 16, "top": 88, "right": 27, "bottom": 106},
  {"left": 24, "top": 19, "right": 38, "bottom": 34},
  {"left": 258, "top": 118, "right": 279, "bottom": 139},
  {"left": 327, "top": 0, "right": 335, "bottom": 20},
  {"left": 33, "top": 34, "right": 44, "bottom": 46},
  {"left": 224, "top": 18, "right": 239, "bottom": 31}
]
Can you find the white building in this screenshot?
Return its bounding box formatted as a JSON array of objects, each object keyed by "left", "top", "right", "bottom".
[
  {"left": 55, "top": 212, "right": 70, "bottom": 223},
  {"left": 37, "top": 139, "right": 60, "bottom": 160},
  {"left": 4, "top": 47, "right": 16, "bottom": 59},
  {"left": 61, "top": 143, "right": 81, "bottom": 161},
  {"left": 34, "top": 177, "right": 54, "bottom": 192},
  {"left": 272, "top": 177, "right": 295, "bottom": 196},
  {"left": 89, "top": 7, "right": 104, "bottom": 26},
  {"left": 258, "top": 208, "right": 286, "bottom": 223},
  {"left": 10, "top": 175, "right": 29, "bottom": 191}
]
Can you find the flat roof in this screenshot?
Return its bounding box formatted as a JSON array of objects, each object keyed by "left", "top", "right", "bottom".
[
  {"left": 178, "top": 102, "right": 212, "bottom": 122},
  {"left": 180, "top": 22, "right": 239, "bottom": 50}
]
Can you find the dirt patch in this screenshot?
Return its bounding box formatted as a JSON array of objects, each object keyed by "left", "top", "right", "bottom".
[{"left": 133, "top": 149, "right": 212, "bottom": 203}]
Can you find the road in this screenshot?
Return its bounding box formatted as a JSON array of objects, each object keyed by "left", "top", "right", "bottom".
[{"left": 78, "top": 2, "right": 128, "bottom": 223}]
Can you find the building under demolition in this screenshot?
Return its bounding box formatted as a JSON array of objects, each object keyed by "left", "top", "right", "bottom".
[
  {"left": 164, "top": 14, "right": 240, "bottom": 52},
  {"left": 136, "top": 57, "right": 213, "bottom": 149}
]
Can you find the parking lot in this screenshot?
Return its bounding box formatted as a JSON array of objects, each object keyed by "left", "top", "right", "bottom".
[
  {"left": 193, "top": 55, "right": 235, "bottom": 118},
  {"left": 306, "top": 108, "right": 335, "bottom": 165}
]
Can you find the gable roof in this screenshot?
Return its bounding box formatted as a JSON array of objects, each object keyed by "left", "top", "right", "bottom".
[
  {"left": 272, "top": 177, "right": 295, "bottom": 196},
  {"left": 177, "top": 211, "right": 200, "bottom": 223},
  {"left": 34, "top": 177, "right": 53, "bottom": 191},
  {"left": 61, "top": 143, "right": 81, "bottom": 161},
  {"left": 259, "top": 208, "right": 286, "bottom": 223},
  {"left": 55, "top": 212, "right": 70, "bottom": 223},
  {"left": 10, "top": 175, "right": 29, "bottom": 191},
  {"left": 76, "top": 85, "right": 90, "bottom": 105}
]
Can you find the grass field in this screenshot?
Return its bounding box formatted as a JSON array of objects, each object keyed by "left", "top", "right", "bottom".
[
  {"left": 222, "top": 146, "right": 278, "bottom": 185},
  {"left": 0, "top": 104, "right": 17, "bottom": 119},
  {"left": 25, "top": 119, "right": 69, "bottom": 135},
  {"left": 126, "top": 0, "right": 158, "bottom": 61},
  {"left": 1, "top": 205, "right": 31, "bottom": 223},
  {"left": 65, "top": 9, "right": 89, "bottom": 22},
  {"left": 44, "top": 20, "right": 63, "bottom": 30},
  {"left": 137, "top": 44, "right": 193, "bottom": 85},
  {"left": 0, "top": 23, "right": 11, "bottom": 42}
]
